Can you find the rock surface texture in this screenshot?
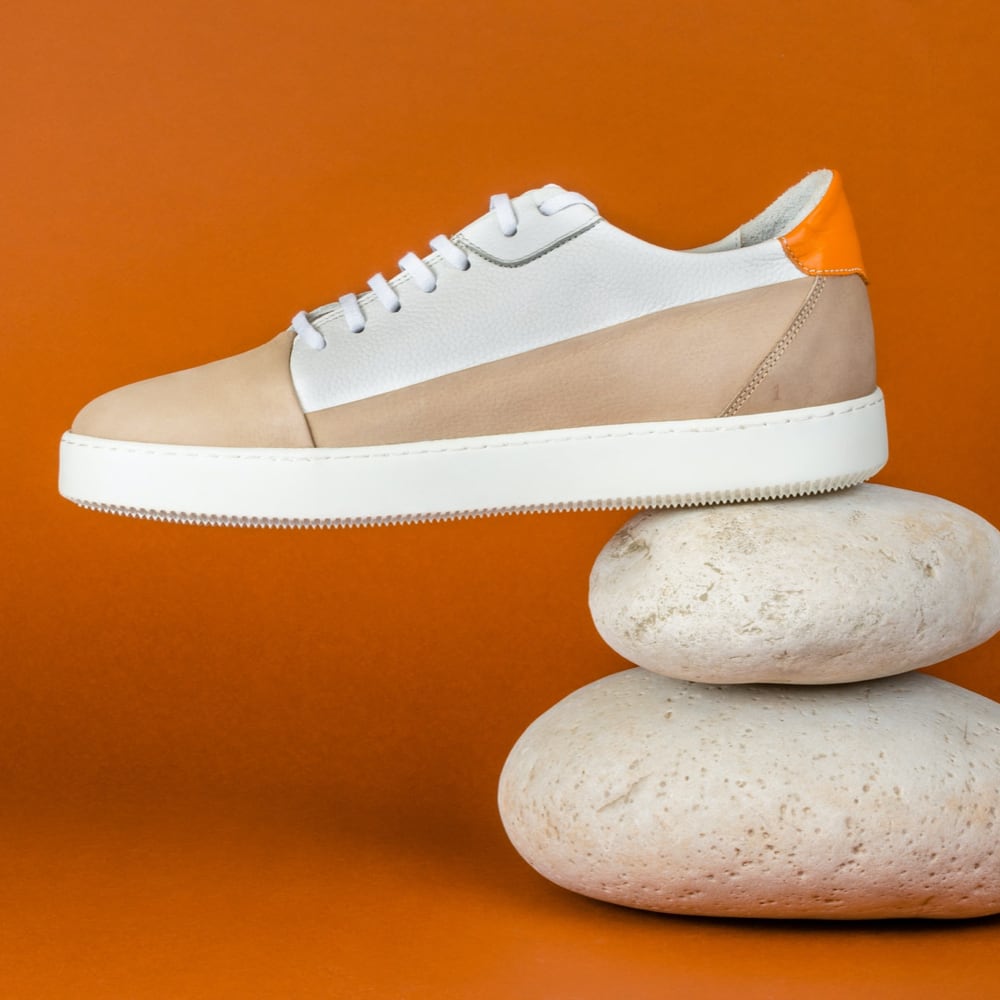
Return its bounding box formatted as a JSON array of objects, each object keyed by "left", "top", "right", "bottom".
[
  {"left": 498, "top": 668, "right": 1000, "bottom": 919},
  {"left": 589, "top": 484, "right": 1000, "bottom": 684}
]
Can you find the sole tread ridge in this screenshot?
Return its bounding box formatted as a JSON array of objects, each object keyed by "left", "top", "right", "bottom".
[{"left": 65, "top": 466, "right": 882, "bottom": 529}]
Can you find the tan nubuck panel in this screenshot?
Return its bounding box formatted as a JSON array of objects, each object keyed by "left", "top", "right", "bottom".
[
  {"left": 306, "top": 275, "right": 875, "bottom": 447},
  {"left": 72, "top": 275, "right": 874, "bottom": 450},
  {"left": 72, "top": 330, "right": 314, "bottom": 448}
]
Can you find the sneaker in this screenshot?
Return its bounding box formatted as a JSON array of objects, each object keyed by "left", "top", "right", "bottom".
[{"left": 59, "top": 168, "right": 887, "bottom": 527}]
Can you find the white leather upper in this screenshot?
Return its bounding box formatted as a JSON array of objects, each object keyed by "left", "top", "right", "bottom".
[{"left": 290, "top": 184, "right": 804, "bottom": 414}]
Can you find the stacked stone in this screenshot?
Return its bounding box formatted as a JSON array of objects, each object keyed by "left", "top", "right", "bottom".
[{"left": 498, "top": 485, "right": 1000, "bottom": 919}]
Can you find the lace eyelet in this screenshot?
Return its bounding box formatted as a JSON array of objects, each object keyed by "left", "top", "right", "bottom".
[{"left": 330, "top": 191, "right": 595, "bottom": 336}]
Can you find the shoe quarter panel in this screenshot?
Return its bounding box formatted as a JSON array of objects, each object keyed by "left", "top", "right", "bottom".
[
  {"left": 305, "top": 279, "right": 816, "bottom": 447},
  {"left": 290, "top": 224, "right": 803, "bottom": 415},
  {"left": 725, "top": 275, "right": 876, "bottom": 417}
]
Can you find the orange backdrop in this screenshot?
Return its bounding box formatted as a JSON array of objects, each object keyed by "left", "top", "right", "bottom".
[{"left": 3, "top": 1, "right": 999, "bottom": 996}]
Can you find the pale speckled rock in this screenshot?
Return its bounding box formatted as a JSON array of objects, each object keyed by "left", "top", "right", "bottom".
[
  {"left": 589, "top": 484, "right": 1000, "bottom": 684},
  {"left": 498, "top": 668, "right": 1000, "bottom": 919}
]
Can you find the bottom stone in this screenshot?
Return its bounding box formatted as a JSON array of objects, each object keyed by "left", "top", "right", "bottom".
[{"left": 498, "top": 669, "right": 1000, "bottom": 919}]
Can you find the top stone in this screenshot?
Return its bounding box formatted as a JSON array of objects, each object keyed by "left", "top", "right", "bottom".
[{"left": 589, "top": 484, "right": 1000, "bottom": 684}]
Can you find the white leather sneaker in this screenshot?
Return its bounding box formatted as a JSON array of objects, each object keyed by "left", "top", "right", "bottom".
[{"left": 59, "top": 169, "right": 887, "bottom": 527}]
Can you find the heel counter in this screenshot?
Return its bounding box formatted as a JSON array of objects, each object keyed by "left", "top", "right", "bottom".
[
  {"left": 724, "top": 275, "right": 877, "bottom": 417},
  {"left": 779, "top": 169, "right": 867, "bottom": 280}
]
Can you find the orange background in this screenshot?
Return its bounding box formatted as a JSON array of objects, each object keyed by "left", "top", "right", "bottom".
[{"left": 3, "top": 1, "right": 1000, "bottom": 996}]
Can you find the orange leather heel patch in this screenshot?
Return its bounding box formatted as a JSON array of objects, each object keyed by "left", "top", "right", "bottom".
[{"left": 779, "top": 170, "right": 867, "bottom": 281}]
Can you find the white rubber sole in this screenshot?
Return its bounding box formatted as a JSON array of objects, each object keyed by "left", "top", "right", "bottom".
[{"left": 58, "top": 389, "right": 888, "bottom": 528}]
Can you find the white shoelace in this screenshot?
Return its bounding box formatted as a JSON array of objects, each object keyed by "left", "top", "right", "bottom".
[{"left": 290, "top": 189, "right": 597, "bottom": 349}]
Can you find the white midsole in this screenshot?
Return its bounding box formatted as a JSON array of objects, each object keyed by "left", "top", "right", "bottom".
[{"left": 58, "top": 390, "right": 888, "bottom": 523}]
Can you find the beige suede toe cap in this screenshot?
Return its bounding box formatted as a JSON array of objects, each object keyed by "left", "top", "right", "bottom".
[{"left": 72, "top": 331, "right": 315, "bottom": 448}]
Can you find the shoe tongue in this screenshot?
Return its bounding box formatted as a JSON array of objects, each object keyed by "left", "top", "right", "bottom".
[
  {"left": 456, "top": 183, "right": 598, "bottom": 263},
  {"left": 526, "top": 182, "right": 568, "bottom": 201},
  {"left": 523, "top": 182, "right": 597, "bottom": 215}
]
